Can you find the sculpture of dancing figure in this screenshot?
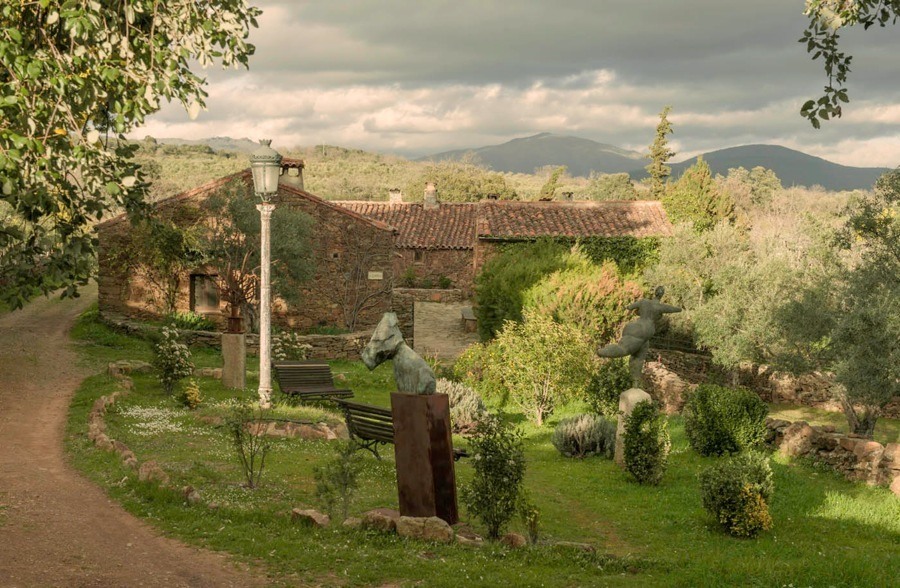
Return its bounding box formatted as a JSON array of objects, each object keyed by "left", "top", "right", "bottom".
[
  {"left": 598, "top": 286, "right": 681, "bottom": 388},
  {"left": 362, "top": 312, "right": 436, "bottom": 395}
]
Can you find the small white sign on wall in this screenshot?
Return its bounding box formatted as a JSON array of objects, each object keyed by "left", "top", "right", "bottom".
[{"left": 367, "top": 271, "right": 384, "bottom": 280}]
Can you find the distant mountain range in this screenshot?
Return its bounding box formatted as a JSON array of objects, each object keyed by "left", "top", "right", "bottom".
[
  {"left": 153, "top": 133, "right": 892, "bottom": 192},
  {"left": 420, "top": 132, "right": 646, "bottom": 177},
  {"left": 422, "top": 133, "right": 890, "bottom": 191}
]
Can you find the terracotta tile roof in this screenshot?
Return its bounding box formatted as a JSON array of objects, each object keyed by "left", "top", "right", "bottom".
[
  {"left": 476, "top": 200, "right": 672, "bottom": 240},
  {"left": 336, "top": 202, "right": 477, "bottom": 250}
]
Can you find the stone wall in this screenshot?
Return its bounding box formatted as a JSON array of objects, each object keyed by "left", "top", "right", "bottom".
[
  {"left": 102, "top": 313, "right": 372, "bottom": 361},
  {"left": 766, "top": 418, "right": 900, "bottom": 496},
  {"left": 97, "top": 177, "right": 395, "bottom": 333},
  {"left": 394, "top": 249, "right": 475, "bottom": 295},
  {"left": 642, "top": 349, "right": 899, "bottom": 419},
  {"left": 389, "top": 288, "right": 465, "bottom": 346}
]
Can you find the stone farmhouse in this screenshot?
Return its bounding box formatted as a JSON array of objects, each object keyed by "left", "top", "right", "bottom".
[{"left": 97, "top": 160, "right": 672, "bottom": 335}]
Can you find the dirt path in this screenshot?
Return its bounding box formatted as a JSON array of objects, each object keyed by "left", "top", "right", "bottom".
[{"left": 0, "top": 286, "right": 270, "bottom": 587}]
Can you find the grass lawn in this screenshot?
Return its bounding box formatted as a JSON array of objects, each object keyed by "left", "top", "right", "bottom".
[{"left": 67, "top": 310, "right": 900, "bottom": 587}]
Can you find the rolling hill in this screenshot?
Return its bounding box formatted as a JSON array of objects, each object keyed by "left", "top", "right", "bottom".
[
  {"left": 420, "top": 132, "right": 646, "bottom": 177},
  {"left": 645, "top": 144, "right": 890, "bottom": 191}
]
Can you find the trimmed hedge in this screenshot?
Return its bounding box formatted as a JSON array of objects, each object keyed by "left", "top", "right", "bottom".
[
  {"left": 699, "top": 452, "right": 774, "bottom": 538},
  {"left": 683, "top": 384, "right": 768, "bottom": 456},
  {"left": 623, "top": 400, "right": 670, "bottom": 485}
]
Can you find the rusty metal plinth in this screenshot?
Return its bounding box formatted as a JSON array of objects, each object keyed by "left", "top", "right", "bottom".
[{"left": 390, "top": 392, "right": 458, "bottom": 525}]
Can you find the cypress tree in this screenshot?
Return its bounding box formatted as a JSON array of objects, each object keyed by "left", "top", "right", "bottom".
[{"left": 646, "top": 106, "right": 675, "bottom": 199}]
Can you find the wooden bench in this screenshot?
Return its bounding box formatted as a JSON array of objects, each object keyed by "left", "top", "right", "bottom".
[
  {"left": 333, "top": 398, "right": 469, "bottom": 461},
  {"left": 272, "top": 360, "right": 353, "bottom": 402},
  {"left": 461, "top": 306, "right": 477, "bottom": 333}
]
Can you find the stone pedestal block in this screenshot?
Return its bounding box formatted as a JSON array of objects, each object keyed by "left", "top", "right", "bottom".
[
  {"left": 390, "top": 392, "right": 458, "bottom": 525},
  {"left": 615, "top": 388, "right": 653, "bottom": 466},
  {"left": 221, "top": 333, "right": 246, "bottom": 389}
]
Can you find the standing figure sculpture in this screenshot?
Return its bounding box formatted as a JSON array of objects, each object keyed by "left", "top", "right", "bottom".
[
  {"left": 598, "top": 286, "right": 681, "bottom": 388},
  {"left": 362, "top": 312, "right": 436, "bottom": 395}
]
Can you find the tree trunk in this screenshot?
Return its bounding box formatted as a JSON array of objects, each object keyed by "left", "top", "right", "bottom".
[{"left": 840, "top": 394, "right": 878, "bottom": 439}]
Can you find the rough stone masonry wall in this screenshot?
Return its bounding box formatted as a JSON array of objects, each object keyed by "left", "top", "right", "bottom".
[
  {"left": 766, "top": 418, "right": 900, "bottom": 496},
  {"left": 394, "top": 249, "right": 475, "bottom": 295},
  {"left": 97, "top": 182, "right": 395, "bottom": 333},
  {"left": 102, "top": 313, "right": 371, "bottom": 361},
  {"left": 643, "top": 349, "right": 900, "bottom": 419},
  {"left": 390, "top": 288, "right": 465, "bottom": 346}
]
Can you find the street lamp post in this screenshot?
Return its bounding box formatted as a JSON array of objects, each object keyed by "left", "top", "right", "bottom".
[{"left": 249, "top": 139, "right": 282, "bottom": 408}]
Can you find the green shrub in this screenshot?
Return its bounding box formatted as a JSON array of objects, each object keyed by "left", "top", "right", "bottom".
[
  {"left": 519, "top": 493, "right": 541, "bottom": 545},
  {"left": 493, "top": 309, "right": 595, "bottom": 426},
  {"left": 225, "top": 399, "right": 272, "bottom": 489},
  {"left": 460, "top": 415, "right": 526, "bottom": 540},
  {"left": 523, "top": 254, "right": 643, "bottom": 345},
  {"left": 699, "top": 452, "right": 774, "bottom": 538},
  {"left": 586, "top": 358, "right": 632, "bottom": 417},
  {"left": 166, "top": 310, "right": 216, "bottom": 331},
  {"left": 683, "top": 384, "right": 768, "bottom": 456},
  {"left": 438, "top": 275, "right": 453, "bottom": 289},
  {"left": 452, "top": 342, "right": 508, "bottom": 403},
  {"left": 551, "top": 414, "right": 616, "bottom": 459},
  {"left": 474, "top": 239, "right": 570, "bottom": 339},
  {"left": 623, "top": 400, "right": 670, "bottom": 485},
  {"left": 436, "top": 378, "right": 487, "bottom": 434},
  {"left": 152, "top": 325, "right": 194, "bottom": 395},
  {"left": 314, "top": 441, "right": 363, "bottom": 521},
  {"left": 178, "top": 378, "right": 202, "bottom": 409}
]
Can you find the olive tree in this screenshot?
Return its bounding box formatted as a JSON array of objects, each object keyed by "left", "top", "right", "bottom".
[{"left": 0, "top": 0, "right": 260, "bottom": 308}]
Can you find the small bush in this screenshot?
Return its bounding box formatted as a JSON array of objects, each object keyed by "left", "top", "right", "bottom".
[
  {"left": 436, "top": 378, "right": 487, "bottom": 434},
  {"left": 438, "top": 275, "right": 453, "bottom": 289},
  {"left": 699, "top": 452, "right": 774, "bottom": 537},
  {"left": 452, "top": 342, "right": 508, "bottom": 403},
  {"left": 272, "top": 331, "right": 312, "bottom": 361},
  {"left": 460, "top": 415, "right": 526, "bottom": 540},
  {"left": 684, "top": 384, "right": 768, "bottom": 456},
  {"left": 586, "top": 358, "right": 632, "bottom": 417},
  {"left": 225, "top": 400, "right": 272, "bottom": 489},
  {"left": 519, "top": 493, "right": 541, "bottom": 545},
  {"left": 152, "top": 325, "right": 194, "bottom": 395},
  {"left": 179, "top": 378, "right": 202, "bottom": 409},
  {"left": 314, "top": 441, "right": 363, "bottom": 521},
  {"left": 623, "top": 400, "right": 670, "bottom": 485},
  {"left": 551, "top": 414, "right": 616, "bottom": 458},
  {"left": 167, "top": 310, "right": 216, "bottom": 331}
]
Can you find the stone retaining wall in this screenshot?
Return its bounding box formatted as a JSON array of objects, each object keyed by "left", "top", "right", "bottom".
[
  {"left": 101, "top": 313, "right": 372, "bottom": 361},
  {"left": 644, "top": 349, "right": 899, "bottom": 419},
  {"left": 766, "top": 418, "right": 899, "bottom": 496}
]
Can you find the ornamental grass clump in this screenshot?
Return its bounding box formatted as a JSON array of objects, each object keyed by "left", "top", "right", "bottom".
[
  {"left": 460, "top": 415, "right": 526, "bottom": 540},
  {"left": 152, "top": 325, "right": 193, "bottom": 395},
  {"left": 551, "top": 414, "right": 616, "bottom": 459},
  {"left": 436, "top": 378, "right": 487, "bottom": 434},
  {"left": 623, "top": 400, "right": 670, "bottom": 485},
  {"left": 684, "top": 384, "right": 768, "bottom": 456},
  {"left": 699, "top": 452, "right": 774, "bottom": 538}
]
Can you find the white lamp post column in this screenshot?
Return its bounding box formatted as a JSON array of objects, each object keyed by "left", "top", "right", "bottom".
[
  {"left": 249, "top": 139, "right": 282, "bottom": 409},
  {"left": 256, "top": 201, "right": 275, "bottom": 408}
]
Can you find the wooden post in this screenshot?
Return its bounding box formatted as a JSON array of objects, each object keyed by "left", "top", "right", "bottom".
[{"left": 390, "top": 392, "right": 458, "bottom": 524}]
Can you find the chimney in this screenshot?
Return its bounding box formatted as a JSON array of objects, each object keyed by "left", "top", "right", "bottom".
[
  {"left": 389, "top": 188, "right": 403, "bottom": 204},
  {"left": 424, "top": 182, "right": 438, "bottom": 210},
  {"left": 278, "top": 158, "right": 305, "bottom": 190}
]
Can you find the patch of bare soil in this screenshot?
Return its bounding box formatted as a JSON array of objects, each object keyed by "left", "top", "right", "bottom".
[{"left": 0, "top": 286, "right": 270, "bottom": 587}]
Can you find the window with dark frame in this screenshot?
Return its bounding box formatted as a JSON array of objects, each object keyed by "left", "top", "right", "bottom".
[
  {"left": 414, "top": 249, "right": 425, "bottom": 263},
  {"left": 190, "top": 274, "right": 219, "bottom": 312}
]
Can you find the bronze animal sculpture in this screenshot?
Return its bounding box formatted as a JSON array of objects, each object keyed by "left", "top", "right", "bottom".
[{"left": 362, "top": 312, "right": 436, "bottom": 395}]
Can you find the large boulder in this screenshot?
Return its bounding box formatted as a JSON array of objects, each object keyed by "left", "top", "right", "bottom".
[
  {"left": 395, "top": 516, "right": 453, "bottom": 543},
  {"left": 361, "top": 508, "right": 401, "bottom": 532},
  {"left": 291, "top": 508, "right": 330, "bottom": 528}
]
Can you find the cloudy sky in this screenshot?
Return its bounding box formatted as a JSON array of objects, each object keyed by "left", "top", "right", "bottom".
[{"left": 132, "top": 1, "right": 900, "bottom": 167}]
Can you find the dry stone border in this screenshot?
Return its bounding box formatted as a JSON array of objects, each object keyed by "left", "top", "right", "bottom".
[
  {"left": 766, "top": 418, "right": 900, "bottom": 496},
  {"left": 89, "top": 366, "right": 203, "bottom": 505}
]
